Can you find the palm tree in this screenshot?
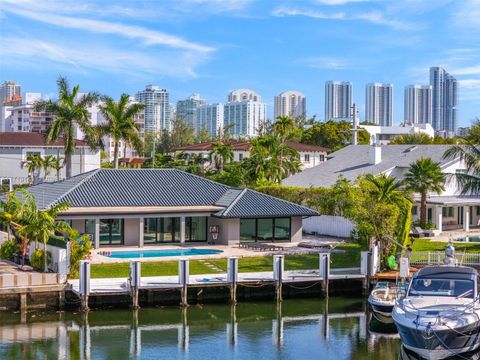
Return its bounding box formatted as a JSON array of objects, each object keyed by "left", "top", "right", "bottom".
[
  {"left": 41, "top": 155, "right": 57, "bottom": 180},
  {"left": 273, "top": 116, "right": 295, "bottom": 169},
  {"left": 35, "top": 76, "right": 99, "bottom": 178},
  {"left": 21, "top": 154, "right": 43, "bottom": 185},
  {"left": 405, "top": 157, "right": 445, "bottom": 227},
  {"left": 96, "top": 94, "right": 145, "bottom": 168},
  {"left": 443, "top": 142, "right": 480, "bottom": 195},
  {"left": 209, "top": 141, "right": 233, "bottom": 171},
  {"left": 51, "top": 156, "right": 65, "bottom": 181}
]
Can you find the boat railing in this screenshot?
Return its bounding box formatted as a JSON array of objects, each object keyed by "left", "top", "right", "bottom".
[{"left": 409, "top": 251, "right": 480, "bottom": 267}]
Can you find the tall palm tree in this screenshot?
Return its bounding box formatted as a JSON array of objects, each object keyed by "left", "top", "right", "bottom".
[
  {"left": 21, "top": 154, "right": 43, "bottom": 185},
  {"left": 209, "top": 141, "right": 233, "bottom": 171},
  {"left": 96, "top": 94, "right": 145, "bottom": 168},
  {"left": 404, "top": 157, "right": 445, "bottom": 226},
  {"left": 443, "top": 142, "right": 480, "bottom": 194},
  {"left": 51, "top": 156, "right": 65, "bottom": 181},
  {"left": 35, "top": 76, "right": 99, "bottom": 178},
  {"left": 273, "top": 116, "right": 295, "bottom": 169},
  {"left": 41, "top": 155, "right": 57, "bottom": 180}
]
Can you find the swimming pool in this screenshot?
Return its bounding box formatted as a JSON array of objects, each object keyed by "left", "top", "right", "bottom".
[
  {"left": 454, "top": 236, "right": 480, "bottom": 243},
  {"left": 100, "top": 248, "right": 223, "bottom": 259}
]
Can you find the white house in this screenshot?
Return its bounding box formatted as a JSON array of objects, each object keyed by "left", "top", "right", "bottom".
[
  {"left": 172, "top": 141, "right": 329, "bottom": 170},
  {"left": 359, "top": 123, "right": 435, "bottom": 144},
  {"left": 284, "top": 144, "right": 479, "bottom": 234},
  {"left": 0, "top": 132, "right": 101, "bottom": 185}
]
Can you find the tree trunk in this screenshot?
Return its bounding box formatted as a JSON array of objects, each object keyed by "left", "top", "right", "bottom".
[
  {"left": 43, "top": 241, "right": 48, "bottom": 273},
  {"left": 114, "top": 141, "right": 119, "bottom": 169},
  {"left": 57, "top": 168, "right": 60, "bottom": 182},
  {"left": 65, "top": 152, "right": 72, "bottom": 179},
  {"left": 420, "top": 191, "right": 427, "bottom": 227}
]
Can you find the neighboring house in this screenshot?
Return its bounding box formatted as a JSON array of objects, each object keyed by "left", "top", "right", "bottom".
[
  {"left": 22, "top": 169, "right": 318, "bottom": 248},
  {"left": 283, "top": 144, "right": 478, "bottom": 234},
  {"left": 359, "top": 123, "right": 435, "bottom": 144},
  {"left": 172, "top": 141, "right": 329, "bottom": 170},
  {"left": 0, "top": 132, "right": 101, "bottom": 185}
]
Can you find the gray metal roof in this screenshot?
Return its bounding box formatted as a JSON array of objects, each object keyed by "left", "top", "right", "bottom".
[
  {"left": 23, "top": 169, "right": 318, "bottom": 218},
  {"left": 283, "top": 144, "right": 458, "bottom": 188}
]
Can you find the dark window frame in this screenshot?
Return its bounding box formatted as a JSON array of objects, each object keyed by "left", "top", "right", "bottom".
[
  {"left": 240, "top": 217, "right": 291, "bottom": 242},
  {"left": 99, "top": 219, "right": 124, "bottom": 246}
]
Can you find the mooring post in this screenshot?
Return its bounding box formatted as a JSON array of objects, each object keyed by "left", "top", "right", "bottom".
[
  {"left": 19, "top": 293, "right": 27, "bottom": 313},
  {"left": 366, "top": 251, "right": 372, "bottom": 292},
  {"left": 273, "top": 255, "right": 284, "bottom": 302},
  {"left": 179, "top": 258, "right": 189, "bottom": 307},
  {"left": 130, "top": 260, "right": 141, "bottom": 310},
  {"left": 319, "top": 253, "right": 330, "bottom": 297},
  {"left": 227, "top": 257, "right": 238, "bottom": 304},
  {"left": 360, "top": 251, "right": 369, "bottom": 295},
  {"left": 227, "top": 304, "right": 238, "bottom": 347},
  {"left": 79, "top": 260, "right": 91, "bottom": 312}
]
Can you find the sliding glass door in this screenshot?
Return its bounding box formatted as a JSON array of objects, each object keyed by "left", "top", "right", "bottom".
[
  {"left": 144, "top": 217, "right": 207, "bottom": 243},
  {"left": 240, "top": 218, "right": 291, "bottom": 242},
  {"left": 100, "top": 219, "right": 124, "bottom": 245}
]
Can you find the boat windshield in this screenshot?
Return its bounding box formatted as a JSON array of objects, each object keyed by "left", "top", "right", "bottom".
[{"left": 408, "top": 278, "right": 475, "bottom": 298}]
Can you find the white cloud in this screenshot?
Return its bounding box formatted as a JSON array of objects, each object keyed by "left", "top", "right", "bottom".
[
  {"left": 272, "top": 6, "right": 418, "bottom": 30},
  {"left": 452, "top": 65, "right": 480, "bottom": 76},
  {"left": 452, "top": 0, "right": 480, "bottom": 29},
  {"left": 302, "top": 56, "right": 349, "bottom": 70},
  {"left": 315, "top": 0, "right": 374, "bottom": 4}
]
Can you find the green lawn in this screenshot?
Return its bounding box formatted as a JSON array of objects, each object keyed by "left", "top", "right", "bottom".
[
  {"left": 411, "top": 238, "right": 480, "bottom": 253},
  {"left": 88, "top": 243, "right": 364, "bottom": 279}
]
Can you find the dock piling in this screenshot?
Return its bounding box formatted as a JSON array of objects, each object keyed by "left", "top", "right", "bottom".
[
  {"left": 79, "top": 260, "right": 91, "bottom": 312},
  {"left": 273, "top": 255, "right": 284, "bottom": 302},
  {"left": 227, "top": 257, "right": 238, "bottom": 304},
  {"left": 320, "top": 253, "right": 330, "bottom": 297},
  {"left": 179, "top": 258, "right": 189, "bottom": 307},
  {"left": 129, "top": 260, "right": 141, "bottom": 310}
]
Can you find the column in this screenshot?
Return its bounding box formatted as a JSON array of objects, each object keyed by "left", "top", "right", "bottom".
[
  {"left": 139, "top": 217, "right": 144, "bottom": 248},
  {"left": 464, "top": 205, "right": 470, "bottom": 232},
  {"left": 436, "top": 206, "right": 443, "bottom": 233},
  {"left": 180, "top": 216, "right": 186, "bottom": 244},
  {"left": 94, "top": 218, "right": 100, "bottom": 249}
]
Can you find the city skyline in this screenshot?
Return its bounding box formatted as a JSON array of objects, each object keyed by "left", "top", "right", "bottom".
[{"left": 0, "top": 0, "right": 478, "bottom": 126}]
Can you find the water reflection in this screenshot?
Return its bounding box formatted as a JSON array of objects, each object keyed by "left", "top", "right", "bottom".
[{"left": 0, "top": 298, "right": 416, "bottom": 360}]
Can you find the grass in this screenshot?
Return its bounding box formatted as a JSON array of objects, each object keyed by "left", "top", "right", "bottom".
[
  {"left": 88, "top": 243, "right": 365, "bottom": 279},
  {"left": 411, "top": 238, "right": 480, "bottom": 253}
]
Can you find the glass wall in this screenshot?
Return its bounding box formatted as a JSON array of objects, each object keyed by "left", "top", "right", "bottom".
[
  {"left": 85, "top": 220, "right": 96, "bottom": 242},
  {"left": 186, "top": 217, "right": 207, "bottom": 242},
  {"left": 100, "top": 219, "right": 124, "bottom": 245},
  {"left": 240, "top": 218, "right": 291, "bottom": 242},
  {"left": 144, "top": 217, "right": 206, "bottom": 243}
]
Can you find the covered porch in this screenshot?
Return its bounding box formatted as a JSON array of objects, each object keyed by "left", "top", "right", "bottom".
[{"left": 414, "top": 196, "right": 480, "bottom": 234}]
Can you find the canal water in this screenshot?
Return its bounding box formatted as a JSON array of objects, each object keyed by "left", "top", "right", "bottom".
[{"left": 0, "top": 297, "right": 475, "bottom": 359}]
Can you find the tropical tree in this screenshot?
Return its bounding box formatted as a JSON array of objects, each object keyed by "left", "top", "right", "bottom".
[
  {"left": 21, "top": 154, "right": 43, "bottom": 185},
  {"left": 404, "top": 158, "right": 445, "bottom": 227},
  {"left": 41, "top": 155, "right": 57, "bottom": 180},
  {"left": 35, "top": 76, "right": 99, "bottom": 178},
  {"left": 273, "top": 116, "right": 296, "bottom": 168},
  {"left": 96, "top": 94, "right": 144, "bottom": 168},
  {"left": 209, "top": 141, "right": 234, "bottom": 171},
  {"left": 50, "top": 156, "right": 65, "bottom": 181}
]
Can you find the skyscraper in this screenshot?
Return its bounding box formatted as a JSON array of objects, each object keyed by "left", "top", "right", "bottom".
[
  {"left": 325, "top": 81, "right": 352, "bottom": 121},
  {"left": 274, "top": 91, "right": 306, "bottom": 120},
  {"left": 135, "top": 85, "right": 170, "bottom": 132},
  {"left": 176, "top": 94, "right": 206, "bottom": 132},
  {"left": 224, "top": 89, "right": 267, "bottom": 137},
  {"left": 0, "top": 80, "right": 21, "bottom": 105},
  {"left": 404, "top": 85, "right": 432, "bottom": 124},
  {"left": 365, "top": 83, "right": 393, "bottom": 126},
  {"left": 430, "top": 67, "right": 457, "bottom": 134},
  {"left": 196, "top": 103, "right": 224, "bottom": 137}
]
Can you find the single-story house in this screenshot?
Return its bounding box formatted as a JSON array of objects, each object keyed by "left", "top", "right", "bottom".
[
  {"left": 22, "top": 169, "right": 318, "bottom": 248},
  {"left": 0, "top": 132, "right": 101, "bottom": 185},
  {"left": 172, "top": 140, "right": 329, "bottom": 170},
  {"left": 283, "top": 144, "right": 480, "bottom": 234}
]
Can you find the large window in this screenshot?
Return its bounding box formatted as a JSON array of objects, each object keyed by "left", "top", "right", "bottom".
[
  {"left": 240, "top": 218, "right": 291, "bottom": 242},
  {"left": 442, "top": 207, "right": 454, "bottom": 218},
  {"left": 186, "top": 217, "right": 207, "bottom": 242},
  {"left": 85, "top": 219, "right": 96, "bottom": 242},
  {"left": 100, "top": 219, "right": 124, "bottom": 245},
  {"left": 144, "top": 217, "right": 206, "bottom": 243}
]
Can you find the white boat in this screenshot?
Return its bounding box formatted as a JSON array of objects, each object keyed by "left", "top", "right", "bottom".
[
  {"left": 368, "top": 281, "right": 398, "bottom": 323},
  {"left": 393, "top": 266, "right": 480, "bottom": 360}
]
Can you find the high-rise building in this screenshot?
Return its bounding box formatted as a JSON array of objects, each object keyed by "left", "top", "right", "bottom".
[
  {"left": 365, "top": 83, "right": 393, "bottom": 126},
  {"left": 196, "top": 103, "right": 224, "bottom": 138},
  {"left": 404, "top": 85, "right": 432, "bottom": 125},
  {"left": 135, "top": 85, "right": 170, "bottom": 132},
  {"left": 430, "top": 67, "right": 457, "bottom": 134},
  {"left": 2, "top": 93, "right": 55, "bottom": 133},
  {"left": 325, "top": 81, "right": 352, "bottom": 121},
  {"left": 274, "top": 91, "right": 306, "bottom": 120},
  {"left": 0, "top": 80, "right": 21, "bottom": 105},
  {"left": 176, "top": 94, "right": 206, "bottom": 132},
  {"left": 224, "top": 89, "right": 267, "bottom": 137}
]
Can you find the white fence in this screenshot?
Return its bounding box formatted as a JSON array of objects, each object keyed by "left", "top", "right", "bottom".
[
  {"left": 410, "top": 251, "right": 480, "bottom": 267},
  {"left": 28, "top": 242, "right": 69, "bottom": 282},
  {"left": 303, "top": 215, "right": 355, "bottom": 238},
  {"left": 0, "top": 231, "right": 8, "bottom": 246}
]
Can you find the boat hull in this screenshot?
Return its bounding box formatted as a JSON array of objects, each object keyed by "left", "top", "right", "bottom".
[{"left": 395, "top": 320, "right": 480, "bottom": 359}]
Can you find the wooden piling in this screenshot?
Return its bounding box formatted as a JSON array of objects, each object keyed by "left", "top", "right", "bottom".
[
  {"left": 228, "top": 257, "right": 238, "bottom": 304},
  {"left": 273, "top": 255, "right": 284, "bottom": 302}
]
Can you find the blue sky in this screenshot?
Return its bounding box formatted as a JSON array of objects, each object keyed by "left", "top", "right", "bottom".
[{"left": 0, "top": 0, "right": 479, "bottom": 127}]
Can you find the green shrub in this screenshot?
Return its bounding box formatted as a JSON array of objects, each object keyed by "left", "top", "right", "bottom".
[
  {"left": 0, "top": 239, "right": 18, "bottom": 260},
  {"left": 30, "top": 248, "right": 52, "bottom": 271},
  {"left": 69, "top": 235, "right": 92, "bottom": 278}
]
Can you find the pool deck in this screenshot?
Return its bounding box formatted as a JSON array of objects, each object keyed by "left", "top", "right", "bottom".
[{"left": 428, "top": 229, "right": 480, "bottom": 242}]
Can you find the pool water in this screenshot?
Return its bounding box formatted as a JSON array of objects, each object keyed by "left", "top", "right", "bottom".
[
  {"left": 101, "top": 248, "right": 223, "bottom": 259},
  {"left": 454, "top": 236, "right": 480, "bottom": 243}
]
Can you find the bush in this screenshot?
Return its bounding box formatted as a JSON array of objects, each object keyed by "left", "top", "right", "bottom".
[
  {"left": 30, "top": 248, "right": 52, "bottom": 271},
  {"left": 0, "top": 239, "right": 18, "bottom": 260},
  {"left": 69, "top": 235, "right": 92, "bottom": 278}
]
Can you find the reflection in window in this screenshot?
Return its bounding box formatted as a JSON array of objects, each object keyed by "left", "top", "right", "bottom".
[
  {"left": 100, "top": 219, "right": 124, "bottom": 245},
  {"left": 240, "top": 218, "right": 291, "bottom": 242}
]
